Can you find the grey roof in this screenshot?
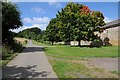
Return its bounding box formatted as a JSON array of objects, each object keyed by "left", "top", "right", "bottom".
[{"left": 101, "top": 19, "right": 120, "bottom": 29}]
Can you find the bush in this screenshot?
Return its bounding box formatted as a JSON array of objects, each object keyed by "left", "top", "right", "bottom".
[
  {"left": 90, "top": 39, "right": 103, "bottom": 47},
  {"left": 2, "top": 42, "right": 23, "bottom": 60},
  {"left": 2, "top": 45, "right": 13, "bottom": 54},
  {"left": 11, "top": 42, "right": 23, "bottom": 53},
  {"left": 2, "top": 45, "right": 13, "bottom": 60},
  {"left": 103, "top": 37, "right": 112, "bottom": 46}
]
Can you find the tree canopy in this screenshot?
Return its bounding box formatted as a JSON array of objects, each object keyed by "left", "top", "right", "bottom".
[
  {"left": 2, "top": 2, "right": 22, "bottom": 45},
  {"left": 45, "top": 18, "right": 61, "bottom": 45},
  {"left": 45, "top": 2, "right": 105, "bottom": 46},
  {"left": 17, "top": 27, "right": 42, "bottom": 41}
]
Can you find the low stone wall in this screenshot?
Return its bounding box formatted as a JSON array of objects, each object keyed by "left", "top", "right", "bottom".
[
  {"left": 54, "top": 40, "right": 102, "bottom": 47},
  {"left": 70, "top": 41, "right": 91, "bottom": 45}
]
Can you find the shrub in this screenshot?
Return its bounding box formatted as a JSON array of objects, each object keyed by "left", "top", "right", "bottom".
[
  {"left": 90, "top": 39, "right": 103, "bottom": 47},
  {"left": 2, "top": 45, "right": 13, "bottom": 54},
  {"left": 11, "top": 42, "right": 23, "bottom": 53},
  {"left": 2, "top": 45, "right": 14, "bottom": 60},
  {"left": 2, "top": 42, "right": 23, "bottom": 60}
]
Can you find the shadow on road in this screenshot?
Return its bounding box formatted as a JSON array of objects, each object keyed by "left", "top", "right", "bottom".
[
  {"left": 23, "top": 47, "right": 45, "bottom": 53},
  {"left": 2, "top": 65, "right": 50, "bottom": 79}
]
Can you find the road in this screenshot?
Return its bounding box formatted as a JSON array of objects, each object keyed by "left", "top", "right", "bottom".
[{"left": 2, "top": 40, "right": 57, "bottom": 79}]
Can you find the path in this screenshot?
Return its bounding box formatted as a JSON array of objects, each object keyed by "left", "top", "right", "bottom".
[
  {"left": 2, "top": 40, "right": 57, "bottom": 79},
  {"left": 86, "top": 57, "right": 118, "bottom": 71}
]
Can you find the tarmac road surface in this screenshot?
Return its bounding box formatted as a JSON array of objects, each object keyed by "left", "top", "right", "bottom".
[{"left": 2, "top": 40, "right": 57, "bottom": 79}]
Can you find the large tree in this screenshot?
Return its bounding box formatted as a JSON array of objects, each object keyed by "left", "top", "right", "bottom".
[
  {"left": 56, "top": 3, "right": 83, "bottom": 44},
  {"left": 56, "top": 2, "right": 105, "bottom": 46},
  {"left": 45, "top": 18, "right": 61, "bottom": 45},
  {"left": 2, "top": 2, "right": 22, "bottom": 45},
  {"left": 73, "top": 6, "right": 105, "bottom": 46}
]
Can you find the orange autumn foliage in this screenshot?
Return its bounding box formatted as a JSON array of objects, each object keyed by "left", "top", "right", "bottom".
[{"left": 80, "top": 6, "right": 91, "bottom": 15}]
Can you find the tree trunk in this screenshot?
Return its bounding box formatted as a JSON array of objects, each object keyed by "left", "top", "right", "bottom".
[
  {"left": 78, "top": 40, "right": 81, "bottom": 47},
  {"left": 65, "top": 41, "right": 70, "bottom": 45},
  {"left": 51, "top": 41, "right": 54, "bottom": 45}
]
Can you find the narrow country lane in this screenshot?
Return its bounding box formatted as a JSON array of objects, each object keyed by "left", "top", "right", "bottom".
[{"left": 2, "top": 40, "right": 57, "bottom": 79}]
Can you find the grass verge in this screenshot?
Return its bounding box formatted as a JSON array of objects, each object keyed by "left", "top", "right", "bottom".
[
  {"left": 0, "top": 53, "right": 18, "bottom": 67},
  {"left": 48, "top": 56, "right": 118, "bottom": 78},
  {"left": 32, "top": 40, "right": 119, "bottom": 78}
]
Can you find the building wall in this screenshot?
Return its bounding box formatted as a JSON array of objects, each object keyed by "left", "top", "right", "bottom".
[
  {"left": 99, "top": 26, "right": 119, "bottom": 45},
  {"left": 70, "top": 26, "right": 119, "bottom": 46}
]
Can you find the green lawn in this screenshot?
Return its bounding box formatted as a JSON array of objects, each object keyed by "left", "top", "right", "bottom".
[
  {"left": 33, "top": 41, "right": 119, "bottom": 78},
  {"left": 45, "top": 45, "right": 118, "bottom": 58},
  {"left": 33, "top": 40, "right": 118, "bottom": 58}
]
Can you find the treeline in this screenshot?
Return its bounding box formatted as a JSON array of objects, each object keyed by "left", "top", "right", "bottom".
[{"left": 16, "top": 27, "right": 45, "bottom": 43}]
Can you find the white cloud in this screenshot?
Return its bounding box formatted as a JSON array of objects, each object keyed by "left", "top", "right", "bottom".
[
  {"left": 22, "top": 17, "right": 50, "bottom": 24},
  {"left": 22, "top": 18, "right": 31, "bottom": 23},
  {"left": 31, "top": 7, "right": 45, "bottom": 14},
  {"left": 10, "top": 26, "right": 30, "bottom": 33},
  {"left": 104, "top": 17, "right": 113, "bottom": 23},
  {"left": 11, "top": 17, "right": 50, "bottom": 33},
  {"left": 11, "top": 23, "right": 48, "bottom": 33},
  {"left": 48, "top": 2, "right": 62, "bottom": 8}
]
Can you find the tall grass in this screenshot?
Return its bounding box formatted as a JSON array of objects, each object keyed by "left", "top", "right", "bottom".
[{"left": 1, "top": 40, "right": 27, "bottom": 67}]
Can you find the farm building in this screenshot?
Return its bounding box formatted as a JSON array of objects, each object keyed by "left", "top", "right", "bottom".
[
  {"left": 99, "top": 19, "right": 120, "bottom": 45},
  {"left": 70, "top": 19, "right": 120, "bottom": 46}
]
